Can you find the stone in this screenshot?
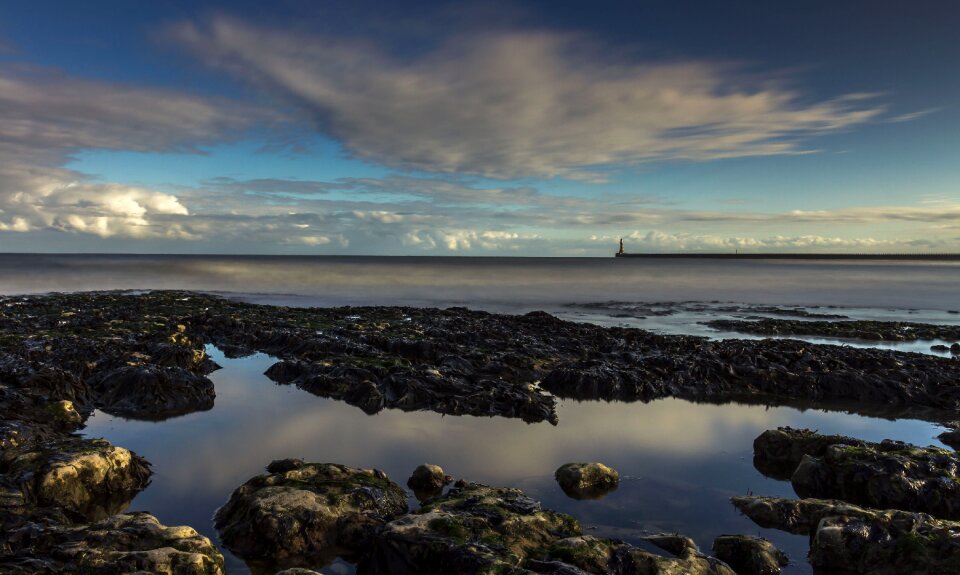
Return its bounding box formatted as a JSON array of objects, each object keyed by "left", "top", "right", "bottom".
[
  {"left": 789, "top": 440, "right": 960, "bottom": 519},
  {"left": 0, "top": 511, "right": 225, "bottom": 575},
  {"left": 751, "top": 427, "right": 871, "bottom": 480},
  {"left": 732, "top": 496, "right": 960, "bottom": 575},
  {"left": 712, "top": 535, "right": 787, "bottom": 575},
  {"left": 406, "top": 463, "right": 451, "bottom": 500},
  {"left": 90, "top": 365, "right": 215, "bottom": 420},
  {"left": 214, "top": 462, "right": 407, "bottom": 566},
  {"left": 360, "top": 481, "right": 580, "bottom": 575},
  {"left": 537, "top": 534, "right": 737, "bottom": 575},
  {"left": 555, "top": 463, "right": 619, "bottom": 500},
  {"left": 2, "top": 437, "right": 151, "bottom": 522}
]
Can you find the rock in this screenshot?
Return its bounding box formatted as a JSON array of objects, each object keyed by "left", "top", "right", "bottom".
[
  {"left": 752, "top": 427, "right": 870, "bottom": 479},
  {"left": 732, "top": 496, "right": 960, "bottom": 575},
  {"left": 712, "top": 535, "right": 787, "bottom": 575},
  {"left": 789, "top": 440, "right": 960, "bottom": 519},
  {"left": 952, "top": 343, "right": 960, "bottom": 354},
  {"left": 214, "top": 462, "right": 407, "bottom": 567},
  {"left": 0, "top": 511, "right": 225, "bottom": 574},
  {"left": 938, "top": 423, "right": 960, "bottom": 451},
  {"left": 538, "top": 534, "right": 737, "bottom": 575},
  {"left": 360, "top": 481, "right": 580, "bottom": 575},
  {"left": 406, "top": 464, "right": 451, "bottom": 500},
  {"left": 89, "top": 365, "right": 215, "bottom": 420},
  {"left": 2, "top": 437, "right": 151, "bottom": 521},
  {"left": 931, "top": 344, "right": 950, "bottom": 352},
  {"left": 43, "top": 399, "right": 83, "bottom": 430},
  {"left": 274, "top": 570, "right": 323, "bottom": 575},
  {"left": 555, "top": 463, "right": 619, "bottom": 500},
  {"left": 703, "top": 318, "right": 960, "bottom": 343}
]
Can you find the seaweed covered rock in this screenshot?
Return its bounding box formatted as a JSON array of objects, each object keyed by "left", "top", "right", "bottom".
[
  {"left": 938, "top": 422, "right": 960, "bottom": 451},
  {"left": 1, "top": 437, "right": 151, "bottom": 522},
  {"left": 554, "top": 463, "right": 619, "bottom": 500},
  {"left": 535, "top": 534, "right": 737, "bottom": 575},
  {"left": 732, "top": 496, "right": 960, "bottom": 575},
  {"left": 0, "top": 511, "right": 225, "bottom": 574},
  {"left": 89, "top": 365, "right": 215, "bottom": 420},
  {"left": 214, "top": 460, "right": 408, "bottom": 568},
  {"left": 752, "top": 427, "right": 871, "bottom": 479},
  {"left": 711, "top": 535, "right": 787, "bottom": 575},
  {"left": 361, "top": 481, "right": 581, "bottom": 575},
  {"left": 790, "top": 440, "right": 960, "bottom": 519}
]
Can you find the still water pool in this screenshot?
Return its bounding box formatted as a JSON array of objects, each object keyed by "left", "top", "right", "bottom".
[{"left": 82, "top": 345, "right": 951, "bottom": 574}]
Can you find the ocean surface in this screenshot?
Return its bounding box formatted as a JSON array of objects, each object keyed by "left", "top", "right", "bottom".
[{"left": 2, "top": 254, "right": 960, "bottom": 574}]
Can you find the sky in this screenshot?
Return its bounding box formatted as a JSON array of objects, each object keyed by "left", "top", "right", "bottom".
[{"left": 0, "top": 0, "right": 958, "bottom": 256}]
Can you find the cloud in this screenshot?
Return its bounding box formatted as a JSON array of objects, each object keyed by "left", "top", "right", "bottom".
[
  {"left": 172, "top": 17, "right": 885, "bottom": 180},
  {"left": 599, "top": 230, "right": 906, "bottom": 252},
  {"left": 0, "top": 64, "right": 260, "bottom": 239},
  {"left": 403, "top": 229, "right": 540, "bottom": 251}
]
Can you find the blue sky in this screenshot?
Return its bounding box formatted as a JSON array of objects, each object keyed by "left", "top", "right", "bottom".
[{"left": 1, "top": 0, "right": 958, "bottom": 254}]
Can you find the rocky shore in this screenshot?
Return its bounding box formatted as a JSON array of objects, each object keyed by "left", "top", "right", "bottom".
[
  {"left": 705, "top": 317, "right": 960, "bottom": 345},
  {"left": 2, "top": 290, "right": 960, "bottom": 573}
]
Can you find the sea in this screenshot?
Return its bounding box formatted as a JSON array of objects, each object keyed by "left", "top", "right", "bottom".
[{"left": 2, "top": 253, "right": 959, "bottom": 574}]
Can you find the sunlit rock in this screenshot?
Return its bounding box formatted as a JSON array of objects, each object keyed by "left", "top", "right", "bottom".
[
  {"left": 555, "top": 462, "right": 619, "bottom": 500},
  {"left": 712, "top": 535, "right": 787, "bottom": 575},
  {"left": 2, "top": 437, "right": 150, "bottom": 521},
  {"left": 1, "top": 511, "right": 225, "bottom": 575},
  {"left": 214, "top": 460, "right": 407, "bottom": 567}
]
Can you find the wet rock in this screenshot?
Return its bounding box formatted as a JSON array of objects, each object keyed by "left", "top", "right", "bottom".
[
  {"left": 89, "top": 365, "right": 215, "bottom": 420},
  {"left": 2, "top": 437, "right": 151, "bottom": 522},
  {"left": 752, "top": 427, "right": 870, "bottom": 479},
  {"left": 555, "top": 463, "right": 619, "bottom": 500},
  {"left": 789, "top": 440, "right": 960, "bottom": 519},
  {"left": 732, "top": 496, "right": 960, "bottom": 575},
  {"left": 214, "top": 462, "right": 407, "bottom": 567},
  {"left": 43, "top": 400, "right": 83, "bottom": 430},
  {"left": 712, "top": 535, "right": 787, "bottom": 575},
  {"left": 704, "top": 318, "right": 960, "bottom": 342},
  {"left": 952, "top": 343, "right": 960, "bottom": 354},
  {"left": 938, "top": 422, "right": 960, "bottom": 451},
  {"left": 537, "top": 534, "right": 737, "bottom": 575},
  {"left": 360, "top": 481, "right": 580, "bottom": 575},
  {"left": 274, "top": 569, "right": 323, "bottom": 575},
  {"left": 406, "top": 463, "right": 451, "bottom": 500},
  {"left": 931, "top": 344, "right": 950, "bottom": 352},
  {"left": 0, "top": 511, "right": 225, "bottom": 574}
]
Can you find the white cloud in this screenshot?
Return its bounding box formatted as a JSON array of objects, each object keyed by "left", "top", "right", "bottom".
[{"left": 172, "top": 17, "right": 885, "bottom": 180}]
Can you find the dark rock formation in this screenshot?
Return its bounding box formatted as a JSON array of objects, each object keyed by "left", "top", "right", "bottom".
[
  {"left": 704, "top": 318, "right": 960, "bottom": 342},
  {"left": 89, "top": 365, "right": 215, "bottom": 420},
  {"left": 554, "top": 463, "right": 619, "bottom": 500},
  {"left": 751, "top": 427, "right": 871, "bottom": 480},
  {"left": 732, "top": 496, "right": 960, "bottom": 575},
  {"left": 790, "top": 440, "right": 960, "bottom": 520},
  {"left": 0, "top": 511, "right": 225, "bottom": 574},
  {"left": 711, "top": 535, "right": 787, "bottom": 575}
]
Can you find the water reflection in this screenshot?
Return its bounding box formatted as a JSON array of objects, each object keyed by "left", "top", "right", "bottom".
[{"left": 83, "top": 346, "right": 950, "bottom": 575}]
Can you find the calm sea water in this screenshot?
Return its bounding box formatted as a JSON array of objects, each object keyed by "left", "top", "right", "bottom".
[{"left": 3, "top": 254, "right": 959, "bottom": 574}]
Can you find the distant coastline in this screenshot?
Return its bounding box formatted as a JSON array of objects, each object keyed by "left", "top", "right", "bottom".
[{"left": 614, "top": 252, "right": 960, "bottom": 260}]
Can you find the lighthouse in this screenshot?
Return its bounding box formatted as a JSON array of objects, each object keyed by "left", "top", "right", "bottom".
[{"left": 617, "top": 238, "right": 624, "bottom": 256}]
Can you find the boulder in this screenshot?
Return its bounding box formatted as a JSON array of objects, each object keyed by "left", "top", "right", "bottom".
[
  {"left": 751, "top": 427, "right": 869, "bottom": 479},
  {"left": 2, "top": 437, "right": 151, "bottom": 521},
  {"left": 406, "top": 464, "right": 451, "bottom": 500},
  {"left": 790, "top": 440, "right": 960, "bottom": 519},
  {"left": 90, "top": 365, "right": 215, "bottom": 420},
  {"left": 732, "top": 496, "right": 960, "bottom": 575},
  {"left": 0, "top": 511, "right": 225, "bottom": 574},
  {"left": 555, "top": 463, "right": 619, "bottom": 500},
  {"left": 360, "top": 481, "right": 580, "bottom": 575},
  {"left": 214, "top": 460, "right": 407, "bottom": 567},
  {"left": 711, "top": 535, "right": 787, "bottom": 575},
  {"left": 537, "top": 534, "right": 737, "bottom": 575}
]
